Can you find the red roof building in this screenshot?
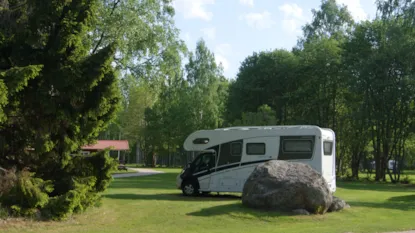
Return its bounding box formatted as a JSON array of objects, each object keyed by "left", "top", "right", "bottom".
[
  {"left": 25, "top": 140, "right": 130, "bottom": 161},
  {"left": 81, "top": 140, "right": 129, "bottom": 152}
]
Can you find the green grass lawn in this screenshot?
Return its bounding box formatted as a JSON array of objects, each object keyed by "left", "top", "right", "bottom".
[{"left": 1, "top": 168, "right": 415, "bottom": 233}]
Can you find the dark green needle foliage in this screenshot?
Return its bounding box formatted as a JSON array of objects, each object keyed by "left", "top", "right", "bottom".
[{"left": 0, "top": 0, "right": 120, "bottom": 220}]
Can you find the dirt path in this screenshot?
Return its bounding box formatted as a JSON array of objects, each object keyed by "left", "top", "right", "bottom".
[
  {"left": 384, "top": 231, "right": 415, "bottom": 233},
  {"left": 346, "top": 230, "right": 415, "bottom": 233},
  {"left": 112, "top": 167, "right": 164, "bottom": 178}
]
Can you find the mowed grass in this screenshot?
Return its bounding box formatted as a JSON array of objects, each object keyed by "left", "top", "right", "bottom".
[{"left": 1, "top": 168, "right": 415, "bottom": 233}]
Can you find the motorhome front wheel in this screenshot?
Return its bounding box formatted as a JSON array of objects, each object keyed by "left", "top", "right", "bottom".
[{"left": 182, "top": 180, "right": 198, "bottom": 196}]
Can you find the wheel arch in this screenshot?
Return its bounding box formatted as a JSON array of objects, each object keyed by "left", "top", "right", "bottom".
[{"left": 181, "top": 175, "right": 200, "bottom": 191}]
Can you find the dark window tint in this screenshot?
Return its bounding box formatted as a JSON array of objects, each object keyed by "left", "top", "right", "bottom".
[
  {"left": 323, "top": 141, "right": 333, "bottom": 156},
  {"left": 193, "top": 153, "right": 216, "bottom": 173},
  {"left": 283, "top": 140, "right": 313, "bottom": 152},
  {"left": 278, "top": 136, "right": 315, "bottom": 160},
  {"left": 218, "top": 140, "right": 243, "bottom": 166},
  {"left": 246, "top": 143, "right": 266, "bottom": 155},
  {"left": 193, "top": 138, "right": 209, "bottom": 144},
  {"left": 231, "top": 142, "right": 242, "bottom": 156}
]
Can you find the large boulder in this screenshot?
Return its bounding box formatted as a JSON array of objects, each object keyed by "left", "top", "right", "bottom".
[
  {"left": 328, "top": 196, "right": 350, "bottom": 212},
  {"left": 242, "top": 160, "right": 333, "bottom": 214}
]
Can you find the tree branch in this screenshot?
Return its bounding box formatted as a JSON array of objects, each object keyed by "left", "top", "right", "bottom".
[{"left": 92, "top": 0, "right": 121, "bottom": 54}]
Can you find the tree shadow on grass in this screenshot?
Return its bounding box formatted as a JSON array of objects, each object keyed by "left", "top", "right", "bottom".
[
  {"left": 337, "top": 180, "right": 415, "bottom": 193},
  {"left": 185, "top": 203, "right": 293, "bottom": 220},
  {"left": 388, "top": 194, "right": 415, "bottom": 202},
  {"left": 103, "top": 192, "right": 241, "bottom": 202},
  {"left": 104, "top": 193, "right": 298, "bottom": 219},
  {"left": 347, "top": 194, "right": 415, "bottom": 211}
]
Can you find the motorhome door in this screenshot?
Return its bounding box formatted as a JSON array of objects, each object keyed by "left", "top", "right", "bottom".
[{"left": 192, "top": 152, "right": 216, "bottom": 191}]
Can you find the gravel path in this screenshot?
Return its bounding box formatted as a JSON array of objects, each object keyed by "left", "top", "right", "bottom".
[{"left": 112, "top": 167, "right": 164, "bottom": 178}]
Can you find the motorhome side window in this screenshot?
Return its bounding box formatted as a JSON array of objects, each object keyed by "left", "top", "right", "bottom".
[
  {"left": 283, "top": 140, "right": 312, "bottom": 152},
  {"left": 218, "top": 140, "right": 243, "bottom": 166},
  {"left": 278, "top": 136, "right": 315, "bottom": 160},
  {"left": 230, "top": 142, "right": 242, "bottom": 156},
  {"left": 323, "top": 141, "right": 333, "bottom": 156},
  {"left": 246, "top": 143, "right": 266, "bottom": 155}
]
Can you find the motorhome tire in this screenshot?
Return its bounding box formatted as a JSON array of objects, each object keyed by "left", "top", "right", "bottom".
[{"left": 182, "top": 180, "right": 199, "bottom": 196}]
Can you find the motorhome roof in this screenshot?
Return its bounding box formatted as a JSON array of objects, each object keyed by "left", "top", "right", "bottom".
[
  {"left": 183, "top": 125, "right": 329, "bottom": 152},
  {"left": 214, "top": 125, "right": 321, "bottom": 131}
]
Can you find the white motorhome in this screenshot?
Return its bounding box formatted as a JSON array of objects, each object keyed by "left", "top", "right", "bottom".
[{"left": 176, "top": 125, "right": 337, "bottom": 196}]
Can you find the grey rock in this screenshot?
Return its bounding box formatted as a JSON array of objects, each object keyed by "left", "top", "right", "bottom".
[
  {"left": 292, "top": 209, "right": 310, "bottom": 215},
  {"left": 328, "top": 196, "right": 350, "bottom": 212},
  {"left": 242, "top": 160, "right": 333, "bottom": 214}
]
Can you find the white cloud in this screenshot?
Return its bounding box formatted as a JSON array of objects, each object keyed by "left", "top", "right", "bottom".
[
  {"left": 172, "top": 0, "right": 215, "bottom": 21},
  {"left": 239, "top": 0, "right": 254, "bottom": 7},
  {"left": 281, "top": 19, "right": 298, "bottom": 33},
  {"left": 183, "top": 32, "right": 191, "bottom": 43},
  {"left": 214, "top": 43, "right": 232, "bottom": 71},
  {"left": 336, "top": 0, "right": 367, "bottom": 21},
  {"left": 240, "top": 11, "right": 276, "bottom": 30},
  {"left": 201, "top": 27, "right": 216, "bottom": 40},
  {"left": 279, "top": 3, "right": 303, "bottom": 18},
  {"left": 278, "top": 3, "right": 306, "bottom": 35}
]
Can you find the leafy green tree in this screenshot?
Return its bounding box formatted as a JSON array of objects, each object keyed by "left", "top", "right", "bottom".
[
  {"left": 343, "top": 16, "right": 415, "bottom": 182},
  {"left": 142, "top": 39, "right": 228, "bottom": 166},
  {"left": 94, "top": 0, "right": 187, "bottom": 166},
  {"left": 226, "top": 49, "right": 298, "bottom": 125},
  {"left": 295, "top": 0, "right": 362, "bottom": 177},
  {"left": 185, "top": 39, "right": 226, "bottom": 130},
  {"left": 92, "top": 0, "right": 187, "bottom": 85},
  {"left": 233, "top": 105, "right": 277, "bottom": 126},
  {"left": 299, "top": 0, "right": 355, "bottom": 46},
  {"left": 292, "top": 37, "right": 342, "bottom": 128},
  {"left": 403, "top": 135, "right": 415, "bottom": 170}
]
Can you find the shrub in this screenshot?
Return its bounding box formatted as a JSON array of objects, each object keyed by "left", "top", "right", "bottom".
[
  {"left": 0, "top": 167, "right": 17, "bottom": 196},
  {"left": 0, "top": 150, "right": 117, "bottom": 221},
  {"left": 400, "top": 175, "right": 411, "bottom": 184},
  {"left": 0, "top": 168, "right": 53, "bottom": 218},
  {"left": 0, "top": 204, "right": 9, "bottom": 219},
  {"left": 41, "top": 150, "right": 116, "bottom": 220}
]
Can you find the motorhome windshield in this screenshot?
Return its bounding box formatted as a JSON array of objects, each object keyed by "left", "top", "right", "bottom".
[{"left": 187, "top": 152, "right": 216, "bottom": 173}]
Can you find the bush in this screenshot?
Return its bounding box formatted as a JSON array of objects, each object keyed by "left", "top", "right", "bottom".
[
  {"left": 0, "top": 167, "right": 17, "bottom": 196},
  {"left": 41, "top": 150, "right": 116, "bottom": 220},
  {"left": 0, "top": 150, "right": 117, "bottom": 221},
  {"left": 0, "top": 204, "right": 9, "bottom": 219},
  {"left": 42, "top": 177, "right": 100, "bottom": 220},
  {"left": 0, "top": 167, "right": 52, "bottom": 219},
  {"left": 400, "top": 175, "right": 411, "bottom": 184}
]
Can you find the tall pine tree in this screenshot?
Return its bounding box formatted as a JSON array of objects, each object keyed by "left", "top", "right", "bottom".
[{"left": 0, "top": 0, "right": 120, "bottom": 219}]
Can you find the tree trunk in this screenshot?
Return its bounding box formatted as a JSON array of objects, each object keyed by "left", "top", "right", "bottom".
[
  {"left": 351, "top": 150, "right": 362, "bottom": 180},
  {"left": 152, "top": 152, "right": 157, "bottom": 167},
  {"left": 381, "top": 141, "right": 390, "bottom": 182},
  {"left": 374, "top": 128, "right": 382, "bottom": 181},
  {"left": 136, "top": 141, "right": 140, "bottom": 164}
]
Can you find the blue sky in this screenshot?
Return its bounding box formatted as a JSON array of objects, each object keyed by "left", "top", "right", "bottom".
[{"left": 171, "top": 0, "right": 378, "bottom": 79}]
